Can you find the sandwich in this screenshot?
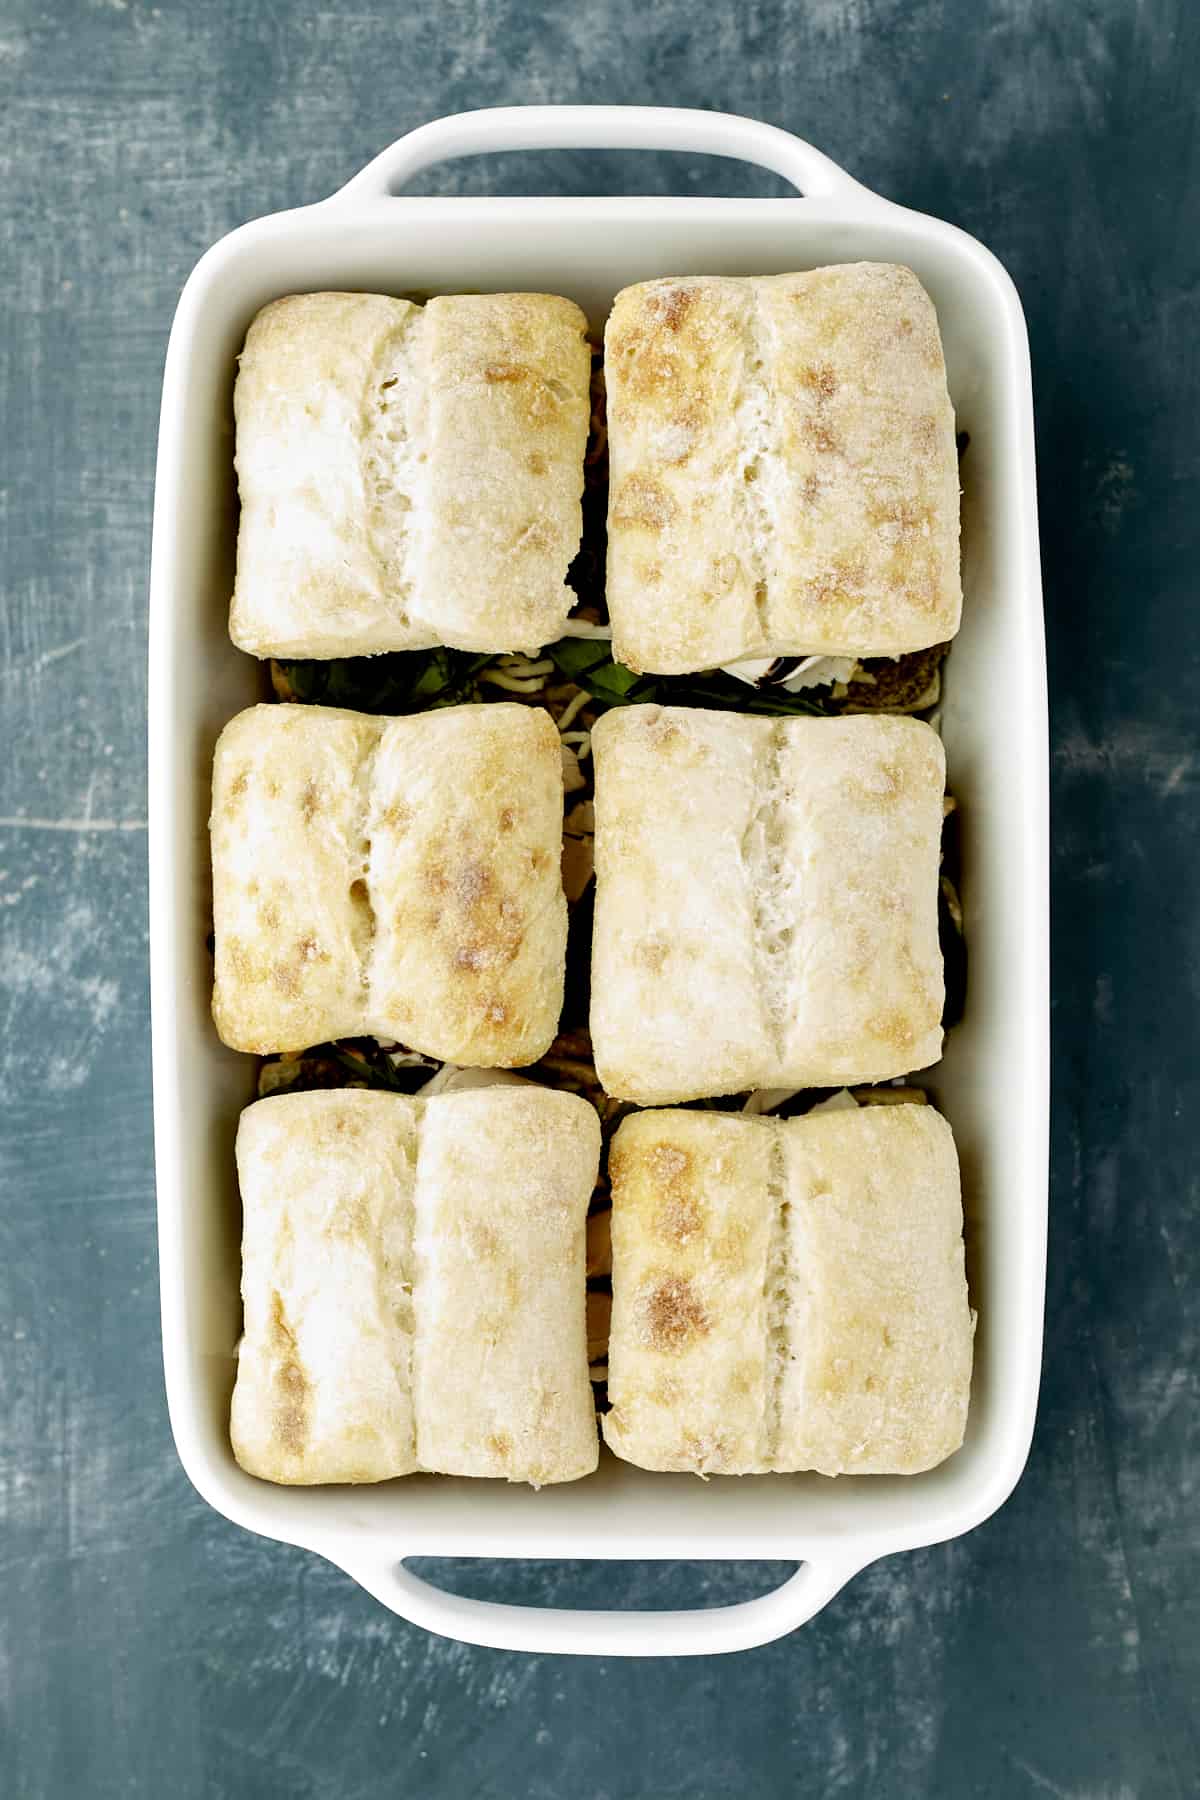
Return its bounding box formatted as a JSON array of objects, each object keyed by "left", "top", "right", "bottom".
[
  {"left": 604, "top": 264, "right": 961, "bottom": 674},
  {"left": 603, "top": 1103, "right": 974, "bottom": 1476},
  {"left": 589, "top": 706, "right": 946, "bottom": 1103},
  {"left": 211, "top": 701, "right": 566, "bottom": 1063},
  {"left": 230, "top": 1086, "right": 601, "bottom": 1485},
  {"left": 230, "top": 290, "right": 592, "bottom": 658}
]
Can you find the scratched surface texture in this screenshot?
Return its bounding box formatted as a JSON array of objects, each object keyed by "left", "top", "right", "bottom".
[{"left": 1, "top": 0, "right": 1197, "bottom": 1794}]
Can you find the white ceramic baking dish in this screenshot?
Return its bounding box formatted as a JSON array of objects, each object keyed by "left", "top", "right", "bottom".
[{"left": 148, "top": 105, "right": 1048, "bottom": 1657}]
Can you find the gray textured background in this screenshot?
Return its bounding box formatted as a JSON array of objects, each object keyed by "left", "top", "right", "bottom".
[{"left": 2, "top": 1, "right": 1197, "bottom": 1795}]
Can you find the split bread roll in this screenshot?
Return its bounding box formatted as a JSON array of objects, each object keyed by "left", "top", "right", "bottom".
[
  {"left": 590, "top": 707, "right": 945, "bottom": 1104},
  {"left": 604, "top": 264, "right": 961, "bottom": 673},
  {"left": 230, "top": 291, "right": 592, "bottom": 657},
  {"left": 231, "top": 1086, "right": 601, "bottom": 1485},
  {"left": 211, "top": 702, "right": 566, "bottom": 1063},
  {"left": 604, "top": 1104, "right": 974, "bottom": 1476}
]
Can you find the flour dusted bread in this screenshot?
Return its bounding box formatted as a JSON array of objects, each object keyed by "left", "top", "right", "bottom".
[
  {"left": 231, "top": 1089, "right": 421, "bottom": 1484},
  {"left": 589, "top": 707, "right": 945, "bottom": 1103},
  {"left": 230, "top": 290, "right": 591, "bottom": 657},
  {"left": 603, "top": 1104, "right": 974, "bottom": 1476},
  {"left": 605, "top": 265, "right": 961, "bottom": 673},
  {"left": 210, "top": 704, "right": 380, "bottom": 1055},
  {"left": 211, "top": 702, "right": 566, "bottom": 1062},
  {"left": 231, "top": 1087, "right": 601, "bottom": 1485},
  {"left": 410, "top": 1088, "right": 601, "bottom": 1483},
  {"left": 365, "top": 704, "right": 568, "bottom": 1066},
  {"left": 605, "top": 1110, "right": 775, "bottom": 1475}
]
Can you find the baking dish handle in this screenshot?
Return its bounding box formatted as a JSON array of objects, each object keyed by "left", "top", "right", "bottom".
[
  {"left": 337, "top": 1552, "right": 867, "bottom": 1657},
  {"left": 331, "top": 106, "right": 874, "bottom": 205}
]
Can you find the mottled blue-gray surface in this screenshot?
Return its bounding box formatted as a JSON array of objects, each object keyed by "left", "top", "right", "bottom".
[{"left": 2, "top": 0, "right": 1197, "bottom": 1795}]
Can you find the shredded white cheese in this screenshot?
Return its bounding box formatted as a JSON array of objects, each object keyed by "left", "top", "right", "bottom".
[
  {"left": 479, "top": 654, "right": 556, "bottom": 694},
  {"left": 721, "top": 653, "right": 860, "bottom": 692},
  {"left": 742, "top": 1086, "right": 861, "bottom": 1116},
  {"left": 416, "top": 1064, "right": 533, "bottom": 1096},
  {"left": 556, "top": 689, "right": 591, "bottom": 733}
]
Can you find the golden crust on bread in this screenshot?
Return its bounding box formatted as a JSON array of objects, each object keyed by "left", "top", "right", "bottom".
[
  {"left": 230, "top": 291, "right": 591, "bottom": 657},
  {"left": 210, "top": 704, "right": 383, "bottom": 1056},
  {"left": 231, "top": 1087, "right": 600, "bottom": 1485},
  {"left": 602, "top": 1109, "right": 774, "bottom": 1474},
  {"left": 589, "top": 707, "right": 945, "bottom": 1103},
  {"left": 605, "top": 265, "right": 960, "bottom": 673},
  {"left": 211, "top": 702, "right": 566, "bottom": 1062},
  {"left": 604, "top": 1105, "right": 973, "bottom": 1476},
  {"left": 366, "top": 704, "right": 568, "bottom": 1066},
  {"left": 230, "top": 1090, "right": 422, "bottom": 1484},
  {"left": 411, "top": 1088, "right": 601, "bottom": 1484}
]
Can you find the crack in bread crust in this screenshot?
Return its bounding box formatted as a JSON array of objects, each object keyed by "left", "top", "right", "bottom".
[
  {"left": 737, "top": 283, "right": 775, "bottom": 644},
  {"left": 361, "top": 309, "right": 426, "bottom": 629},
  {"left": 349, "top": 727, "right": 381, "bottom": 996},
  {"left": 760, "top": 1121, "right": 791, "bottom": 1467},
  {"left": 742, "top": 721, "right": 791, "bottom": 1068}
]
